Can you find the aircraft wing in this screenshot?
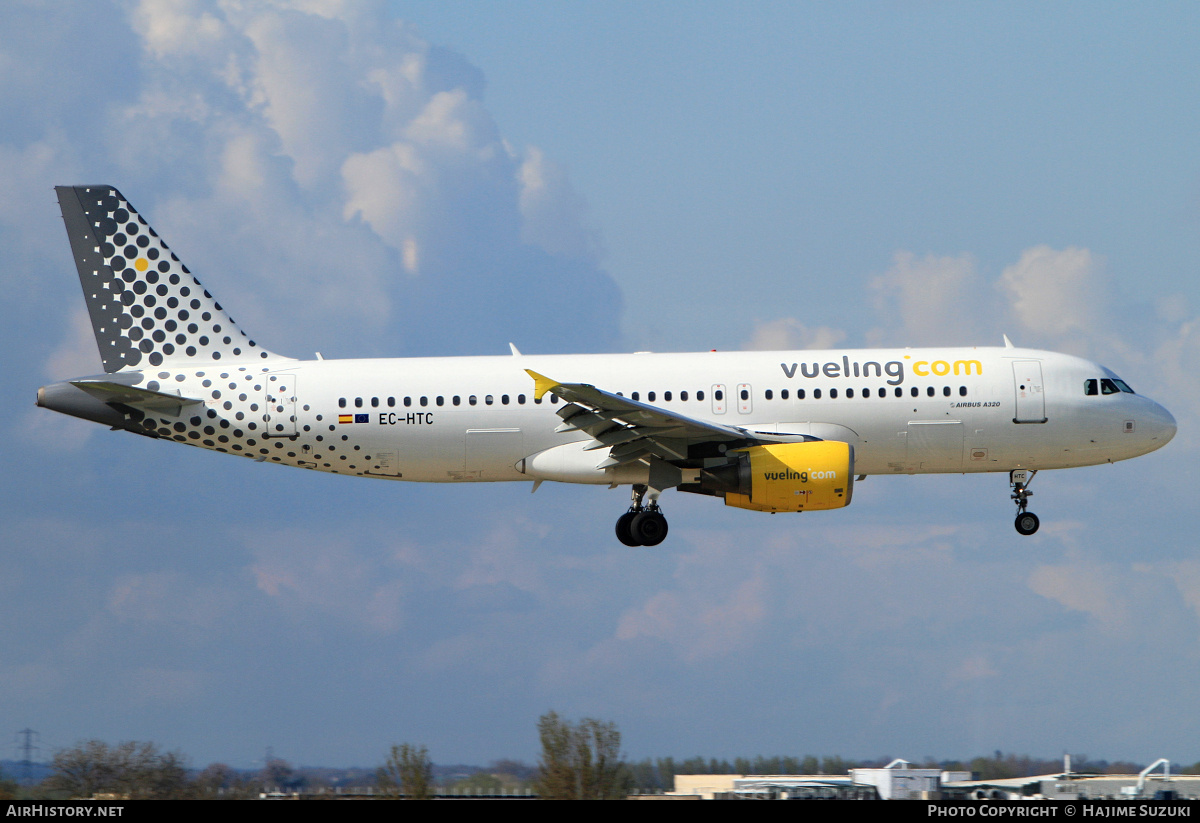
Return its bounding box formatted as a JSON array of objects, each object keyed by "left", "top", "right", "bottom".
[{"left": 526, "top": 369, "right": 813, "bottom": 469}]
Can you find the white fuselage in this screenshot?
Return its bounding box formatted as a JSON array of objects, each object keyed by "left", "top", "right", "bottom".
[{"left": 132, "top": 345, "right": 1175, "bottom": 484}]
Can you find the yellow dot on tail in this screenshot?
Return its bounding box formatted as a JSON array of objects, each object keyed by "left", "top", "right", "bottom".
[{"left": 135, "top": 258, "right": 148, "bottom": 272}]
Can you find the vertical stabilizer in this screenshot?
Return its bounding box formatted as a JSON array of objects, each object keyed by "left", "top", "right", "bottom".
[{"left": 55, "top": 185, "right": 288, "bottom": 373}]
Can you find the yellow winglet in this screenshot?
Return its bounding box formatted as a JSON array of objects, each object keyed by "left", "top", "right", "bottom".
[{"left": 525, "top": 369, "right": 561, "bottom": 401}]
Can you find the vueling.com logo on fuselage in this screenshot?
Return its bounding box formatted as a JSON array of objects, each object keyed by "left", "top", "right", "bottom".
[
  {"left": 763, "top": 468, "right": 836, "bottom": 483},
  {"left": 779, "top": 356, "right": 983, "bottom": 386}
]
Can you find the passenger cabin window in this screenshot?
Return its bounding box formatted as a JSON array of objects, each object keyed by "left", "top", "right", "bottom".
[
  {"left": 420, "top": 396, "right": 428, "bottom": 406},
  {"left": 485, "top": 395, "right": 494, "bottom": 405},
  {"left": 664, "top": 391, "right": 672, "bottom": 401},
  {"left": 697, "top": 390, "right": 705, "bottom": 401},
  {"left": 680, "top": 390, "right": 688, "bottom": 401},
  {"left": 453, "top": 396, "right": 461, "bottom": 406},
  {"left": 469, "top": 395, "right": 477, "bottom": 406},
  {"left": 371, "top": 397, "right": 379, "bottom": 407},
  {"left": 387, "top": 397, "right": 395, "bottom": 407},
  {"left": 518, "top": 394, "right": 526, "bottom": 404},
  {"left": 765, "top": 389, "right": 773, "bottom": 400},
  {"left": 502, "top": 394, "right": 509, "bottom": 404},
  {"left": 648, "top": 391, "right": 656, "bottom": 402},
  {"left": 959, "top": 386, "right": 967, "bottom": 396},
  {"left": 403, "top": 396, "right": 412, "bottom": 407},
  {"left": 354, "top": 397, "right": 363, "bottom": 408},
  {"left": 436, "top": 396, "right": 444, "bottom": 406},
  {"left": 632, "top": 392, "right": 640, "bottom": 401},
  {"left": 338, "top": 398, "right": 346, "bottom": 408}
]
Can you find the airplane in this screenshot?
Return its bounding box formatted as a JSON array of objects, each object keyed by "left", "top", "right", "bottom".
[{"left": 38, "top": 185, "right": 1177, "bottom": 546}]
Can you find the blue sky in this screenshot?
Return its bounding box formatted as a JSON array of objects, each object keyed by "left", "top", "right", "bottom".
[{"left": 2, "top": 0, "right": 1199, "bottom": 771}]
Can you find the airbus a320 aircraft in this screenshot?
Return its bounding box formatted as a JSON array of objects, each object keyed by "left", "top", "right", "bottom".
[{"left": 39, "top": 186, "right": 1176, "bottom": 545}]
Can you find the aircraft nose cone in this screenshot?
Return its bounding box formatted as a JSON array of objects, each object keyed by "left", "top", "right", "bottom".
[
  {"left": 1159, "top": 405, "right": 1177, "bottom": 444},
  {"left": 1147, "top": 401, "right": 1176, "bottom": 448}
]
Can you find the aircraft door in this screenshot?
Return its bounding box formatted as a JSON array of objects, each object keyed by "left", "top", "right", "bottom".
[
  {"left": 1012, "top": 361, "right": 1047, "bottom": 424},
  {"left": 263, "top": 372, "right": 297, "bottom": 438},
  {"left": 737, "top": 383, "right": 752, "bottom": 414},
  {"left": 711, "top": 384, "right": 727, "bottom": 414}
]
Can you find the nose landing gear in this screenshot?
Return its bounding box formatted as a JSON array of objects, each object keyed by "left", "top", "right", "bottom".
[
  {"left": 616, "top": 484, "right": 669, "bottom": 546},
  {"left": 1011, "top": 469, "right": 1039, "bottom": 535}
]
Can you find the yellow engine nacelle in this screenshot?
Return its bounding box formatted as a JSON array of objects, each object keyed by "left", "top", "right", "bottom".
[{"left": 724, "top": 441, "right": 854, "bottom": 512}]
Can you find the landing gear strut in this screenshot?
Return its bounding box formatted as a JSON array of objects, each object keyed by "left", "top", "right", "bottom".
[
  {"left": 616, "top": 484, "right": 669, "bottom": 547},
  {"left": 1010, "top": 469, "right": 1039, "bottom": 535}
]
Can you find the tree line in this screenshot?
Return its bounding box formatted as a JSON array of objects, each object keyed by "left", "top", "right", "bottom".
[{"left": 3, "top": 721, "right": 1187, "bottom": 800}]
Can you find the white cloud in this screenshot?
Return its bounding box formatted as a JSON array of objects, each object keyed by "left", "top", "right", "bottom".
[
  {"left": 742, "top": 317, "right": 846, "bottom": 351},
  {"left": 454, "top": 515, "right": 551, "bottom": 594},
  {"left": 517, "top": 145, "right": 601, "bottom": 260},
  {"left": 79, "top": 0, "right": 623, "bottom": 356},
  {"left": 945, "top": 654, "right": 999, "bottom": 687},
  {"left": 1028, "top": 561, "right": 1130, "bottom": 631},
  {"left": 248, "top": 528, "right": 410, "bottom": 633},
  {"left": 867, "top": 251, "right": 990, "bottom": 347},
  {"left": 998, "top": 245, "right": 1105, "bottom": 354},
  {"left": 107, "top": 571, "right": 232, "bottom": 631},
  {"left": 614, "top": 572, "right": 767, "bottom": 662},
  {"left": 131, "top": 0, "right": 230, "bottom": 63}
]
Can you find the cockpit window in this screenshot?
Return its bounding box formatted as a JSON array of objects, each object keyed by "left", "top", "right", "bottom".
[
  {"left": 1112, "top": 378, "right": 1135, "bottom": 394},
  {"left": 1084, "top": 379, "right": 1098, "bottom": 396},
  {"left": 1100, "top": 378, "right": 1119, "bottom": 394}
]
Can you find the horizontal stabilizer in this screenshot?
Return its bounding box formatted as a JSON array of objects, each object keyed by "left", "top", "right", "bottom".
[{"left": 70, "top": 379, "right": 203, "bottom": 414}]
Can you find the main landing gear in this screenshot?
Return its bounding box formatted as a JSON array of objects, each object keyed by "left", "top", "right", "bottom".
[
  {"left": 1010, "top": 469, "right": 1039, "bottom": 536},
  {"left": 616, "top": 484, "right": 669, "bottom": 547}
]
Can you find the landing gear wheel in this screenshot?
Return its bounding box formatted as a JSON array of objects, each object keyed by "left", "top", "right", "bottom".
[
  {"left": 631, "top": 510, "right": 668, "bottom": 546},
  {"left": 1014, "top": 512, "right": 1040, "bottom": 536},
  {"left": 1009, "top": 469, "right": 1040, "bottom": 536},
  {"left": 615, "top": 511, "right": 641, "bottom": 547}
]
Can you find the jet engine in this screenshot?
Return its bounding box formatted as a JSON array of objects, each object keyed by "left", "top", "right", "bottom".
[{"left": 693, "top": 441, "right": 854, "bottom": 513}]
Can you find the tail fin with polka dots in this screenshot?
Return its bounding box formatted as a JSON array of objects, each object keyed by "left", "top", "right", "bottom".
[{"left": 55, "top": 185, "right": 287, "bottom": 373}]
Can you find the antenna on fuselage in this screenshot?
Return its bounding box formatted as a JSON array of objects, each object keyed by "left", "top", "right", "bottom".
[{"left": 1002, "top": 334, "right": 1015, "bottom": 348}]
